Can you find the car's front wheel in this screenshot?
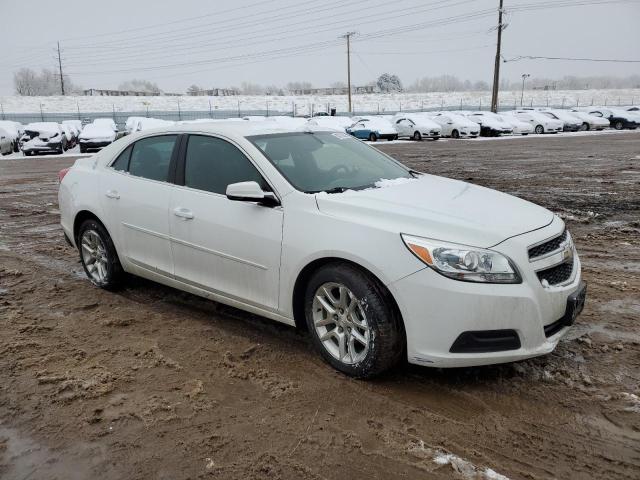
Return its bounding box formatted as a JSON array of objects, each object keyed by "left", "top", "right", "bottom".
[
  {"left": 451, "top": 129, "right": 460, "bottom": 139},
  {"left": 304, "top": 263, "right": 404, "bottom": 378},
  {"left": 614, "top": 121, "right": 623, "bottom": 130},
  {"left": 413, "top": 131, "right": 422, "bottom": 141},
  {"left": 368, "top": 133, "right": 377, "bottom": 142},
  {"left": 78, "top": 219, "right": 123, "bottom": 289},
  {"left": 535, "top": 125, "right": 544, "bottom": 134},
  {"left": 580, "top": 122, "right": 589, "bottom": 131}
]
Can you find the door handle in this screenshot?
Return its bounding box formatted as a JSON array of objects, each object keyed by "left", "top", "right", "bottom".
[
  {"left": 173, "top": 207, "right": 194, "bottom": 220},
  {"left": 105, "top": 190, "right": 120, "bottom": 199}
]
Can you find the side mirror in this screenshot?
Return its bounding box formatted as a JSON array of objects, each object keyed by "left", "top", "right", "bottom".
[{"left": 226, "top": 181, "right": 279, "bottom": 207}]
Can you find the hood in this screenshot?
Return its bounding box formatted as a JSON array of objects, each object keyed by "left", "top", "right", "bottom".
[
  {"left": 315, "top": 175, "right": 553, "bottom": 248},
  {"left": 79, "top": 125, "right": 116, "bottom": 139}
]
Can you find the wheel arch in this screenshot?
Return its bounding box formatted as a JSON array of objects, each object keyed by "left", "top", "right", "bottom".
[
  {"left": 291, "top": 257, "right": 405, "bottom": 341},
  {"left": 73, "top": 210, "right": 109, "bottom": 245}
]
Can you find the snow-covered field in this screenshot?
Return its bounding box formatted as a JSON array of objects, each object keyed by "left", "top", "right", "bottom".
[{"left": 1, "top": 89, "right": 638, "bottom": 115}]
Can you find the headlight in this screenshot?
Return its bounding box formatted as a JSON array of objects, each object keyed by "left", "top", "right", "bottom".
[{"left": 401, "top": 234, "right": 521, "bottom": 284}]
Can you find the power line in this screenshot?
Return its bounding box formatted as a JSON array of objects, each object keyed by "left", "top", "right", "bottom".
[{"left": 505, "top": 55, "right": 640, "bottom": 63}]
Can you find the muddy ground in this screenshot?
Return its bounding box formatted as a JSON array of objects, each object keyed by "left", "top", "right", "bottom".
[{"left": 0, "top": 132, "right": 639, "bottom": 480}]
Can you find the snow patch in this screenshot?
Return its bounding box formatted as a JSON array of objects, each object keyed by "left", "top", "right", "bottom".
[{"left": 374, "top": 177, "right": 418, "bottom": 188}]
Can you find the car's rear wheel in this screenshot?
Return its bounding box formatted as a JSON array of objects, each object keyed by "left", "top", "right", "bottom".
[
  {"left": 368, "top": 133, "right": 377, "bottom": 142},
  {"left": 614, "top": 121, "right": 623, "bottom": 130},
  {"left": 413, "top": 131, "right": 421, "bottom": 141},
  {"left": 580, "top": 122, "right": 589, "bottom": 131},
  {"left": 304, "top": 263, "right": 403, "bottom": 378},
  {"left": 535, "top": 125, "right": 544, "bottom": 134},
  {"left": 78, "top": 219, "right": 123, "bottom": 289},
  {"left": 451, "top": 129, "right": 460, "bottom": 139}
]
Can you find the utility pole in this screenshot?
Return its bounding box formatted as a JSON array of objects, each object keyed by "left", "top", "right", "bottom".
[
  {"left": 490, "top": 0, "right": 504, "bottom": 112},
  {"left": 342, "top": 32, "right": 356, "bottom": 113},
  {"left": 57, "top": 41, "right": 65, "bottom": 96}
]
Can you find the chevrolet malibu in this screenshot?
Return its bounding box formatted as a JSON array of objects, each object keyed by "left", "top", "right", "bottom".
[{"left": 58, "top": 123, "right": 586, "bottom": 378}]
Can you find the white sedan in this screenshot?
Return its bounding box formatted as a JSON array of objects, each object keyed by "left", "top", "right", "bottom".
[
  {"left": 495, "top": 114, "right": 533, "bottom": 135},
  {"left": 568, "top": 110, "right": 610, "bottom": 131},
  {"left": 506, "top": 111, "right": 563, "bottom": 134},
  {"left": 392, "top": 114, "right": 441, "bottom": 140},
  {"left": 78, "top": 123, "right": 117, "bottom": 153},
  {"left": 429, "top": 112, "right": 480, "bottom": 138},
  {"left": 59, "top": 123, "right": 585, "bottom": 377}
]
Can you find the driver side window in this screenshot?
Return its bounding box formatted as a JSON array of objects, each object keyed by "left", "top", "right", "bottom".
[{"left": 183, "top": 135, "right": 267, "bottom": 195}]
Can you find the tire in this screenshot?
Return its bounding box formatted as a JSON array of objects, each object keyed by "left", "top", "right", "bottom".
[
  {"left": 451, "top": 129, "right": 460, "bottom": 139},
  {"left": 13, "top": 141, "right": 19, "bottom": 152},
  {"left": 23, "top": 151, "right": 30, "bottom": 157},
  {"left": 534, "top": 125, "right": 544, "bottom": 134},
  {"left": 368, "top": 133, "right": 377, "bottom": 142},
  {"left": 580, "top": 122, "right": 589, "bottom": 131},
  {"left": 413, "top": 131, "right": 422, "bottom": 141},
  {"left": 77, "top": 219, "right": 123, "bottom": 290},
  {"left": 304, "top": 262, "right": 404, "bottom": 378},
  {"left": 79, "top": 145, "right": 86, "bottom": 153},
  {"left": 614, "top": 121, "right": 623, "bottom": 130},
  {"left": 57, "top": 143, "right": 64, "bottom": 154}
]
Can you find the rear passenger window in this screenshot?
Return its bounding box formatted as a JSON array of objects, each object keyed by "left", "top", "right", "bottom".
[
  {"left": 128, "top": 135, "right": 177, "bottom": 182},
  {"left": 111, "top": 145, "right": 132, "bottom": 171},
  {"left": 184, "top": 135, "right": 267, "bottom": 195}
]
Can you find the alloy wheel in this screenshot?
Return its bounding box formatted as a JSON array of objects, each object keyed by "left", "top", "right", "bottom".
[
  {"left": 312, "top": 282, "right": 370, "bottom": 365},
  {"left": 81, "top": 229, "right": 109, "bottom": 283}
]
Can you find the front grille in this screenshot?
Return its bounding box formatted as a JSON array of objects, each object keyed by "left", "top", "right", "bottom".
[
  {"left": 528, "top": 230, "right": 567, "bottom": 260},
  {"left": 537, "top": 261, "right": 573, "bottom": 286}
]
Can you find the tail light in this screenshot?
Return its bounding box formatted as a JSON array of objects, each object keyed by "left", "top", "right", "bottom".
[{"left": 58, "top": 168, "right": 70, "bottom": 182}]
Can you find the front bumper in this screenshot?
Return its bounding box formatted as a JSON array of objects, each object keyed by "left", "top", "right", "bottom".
[
  {"left": 79, "top": 140, "right": 112, "bottom": 149},
  {"left": 21, "top": 142, "right": 62, "bottom": 153},
  {"left": 390, "top": 217, "right": 583, "bottom": 368}
]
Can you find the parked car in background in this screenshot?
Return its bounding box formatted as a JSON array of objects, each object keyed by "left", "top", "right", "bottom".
[
  {"left": 495, "top": 114, "right": 533, "bottom": 135},
  {"left": 567, "top": 110, "right": 610, "bottom": 131},
  {"left": 464, "top": 112, "right": 513, "bottom": 136},
  {"left": 578, "top": 107, "right": 638, "bottom": 130},
  {"left": 93, "top": 118, "right": 118, "bottom": 133},
  {"left": 58, "top": 123, "right": 585, "bottom": 377},
  {"left": 125, "top": 116, "right": 146, "bottom": 134},
  {"left": 62, "top": 120, "right": 83, "bottom": 133},
  {"left": 20, "top": 122, "right": 67, "bottom": 155},
  {"left": 60, "top": 124, "right": 76, "bottom": 149},
  {"left": 347, "top": 118, "right": 398, "bottom": 141},
  {"left": 0, "top": 120, "right": 24, "bottom": 152},
  {"left": 307, "top": 116, "right": 354, "bottom": 132},
  {"left": 538, "top": 110, "right": 582, "bottom": 132},
  {"left": 429, "top": 112, "right": 480, "bottom": 138},
  {"left": 392, "top": 114, "right": 441, "bottom": 141},
  {"left": 0, "top": 127, "right": 14, "bottom": 155},
  {"left": 78, "top": 123, "right": 117, "bottom": 153},
  {"left": 505, "top": 111, "right": 563, "bottom": 134}
]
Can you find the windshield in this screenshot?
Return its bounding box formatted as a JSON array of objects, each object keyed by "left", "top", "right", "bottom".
[{"left": 247, "top": 132, "right": 411, "bottom": 193}]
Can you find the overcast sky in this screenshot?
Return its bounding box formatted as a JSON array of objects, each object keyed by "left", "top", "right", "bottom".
[{"left": 0, "top": 0, "right": 638, "bottom": 95}]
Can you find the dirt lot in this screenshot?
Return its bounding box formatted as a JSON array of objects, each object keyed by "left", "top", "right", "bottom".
[{"left": 1, "top": 132, "right": 639, "bottom": 480}]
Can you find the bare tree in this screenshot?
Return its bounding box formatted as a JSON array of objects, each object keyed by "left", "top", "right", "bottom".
[{"left": 13, "top": 68, "right": 81, "bottom": 96}]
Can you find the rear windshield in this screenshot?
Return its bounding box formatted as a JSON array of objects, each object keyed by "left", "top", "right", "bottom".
[{"left": 247, "top": 132, "right": 411, "bottom": 193}]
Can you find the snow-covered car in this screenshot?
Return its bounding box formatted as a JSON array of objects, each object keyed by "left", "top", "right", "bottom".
[
  {"left": 567, "top": 110, "right": 610, "bottom": 131},
  {"left": 20, "top": 122, "right": 67, "bottom": 155},
  {"left": 125, "top": 116, "right": 146, "bottom": 134},
  {"left": 306, "top": 116, "right": 354, "bottom": 132},
  {"left": 58, "top": 123, "right": 585, "bottom": 377},
  {"left": 505, "top": 111, "right": 563, "bottom": 134},
  {"left": 93, "top": 118, "right": 118, "bottom": 133},
  {"left": 428, "top": 112, "right": 480, "bottom": 138},
  {"left": 78, "top": 123, "right": 117, "bottom": 153},
  {"left": 60, "top": 124, "right": 76, "bottom": 149},
  {"left": 576, "top": 107, "right": 638, "bottom": 130},
  {"left": 392, "top": 114, "right": 441, "bottom": 141},
  {"left": 537, "top": 110, "right": 582, "bottom": 132},
  {"left": 263, "top": 116, "right": 308, "bottom": 129},
  {"left": 464, "top": 112, "right": 513, "bottom": 136},
  {"left": 0, "top": 120, "right": 24, "bottom": 152},
  {"left": 0, "top": 127, "right": 13, "bottom": 155},
  {"left": 347, "top": 118, "right": 398, "bottom": 141},
  {"left": 62, "top": 120, "right": 82, "bottom": 134},
  {"left": 495, "top": 114, "right": 533, "bottom": 135}
]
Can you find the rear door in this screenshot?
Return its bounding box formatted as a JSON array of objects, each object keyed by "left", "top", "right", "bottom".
[
  {"left": 100, "top": 134, "right": 180, "bottom": 276},
  {"left": 169, "top": 134, "right": 283, "bottom": 310}
]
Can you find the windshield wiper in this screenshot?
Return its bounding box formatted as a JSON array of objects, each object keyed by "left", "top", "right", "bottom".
[
  {"left": 408, "top": 169, "right": 423, "bottom": 178},
  {"left": 307, "top": 186, "right": 349, "bottom": 194}
]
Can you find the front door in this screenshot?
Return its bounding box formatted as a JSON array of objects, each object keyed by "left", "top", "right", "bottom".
[{"left": 169, "top": 134, "right": 283, "bottom": 310}]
